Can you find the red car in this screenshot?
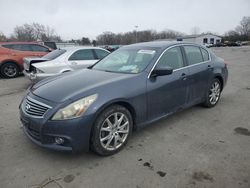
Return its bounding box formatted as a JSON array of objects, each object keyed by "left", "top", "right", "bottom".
[{"left": 0, "top": 42, "right": 52, "bottom": 78}]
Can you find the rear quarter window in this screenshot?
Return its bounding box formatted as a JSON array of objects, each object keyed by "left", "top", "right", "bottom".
[{"left": 200, "top": 48, "right": 210, "bottom": 61}]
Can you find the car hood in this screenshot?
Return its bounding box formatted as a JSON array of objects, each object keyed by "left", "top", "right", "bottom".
[{"left": 31, "top": 69, "right": 135, "bottom": 103}]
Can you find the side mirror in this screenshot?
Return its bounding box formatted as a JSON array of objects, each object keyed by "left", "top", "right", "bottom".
[{"left": 151, "top": 66, "right": 173, "bottom": 77}]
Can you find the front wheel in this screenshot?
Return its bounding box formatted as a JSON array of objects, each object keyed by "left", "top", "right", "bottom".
[
  {"left": 91, "top": 105, "right": 133, "bottom": 156},
  {"left": 203, "top": 78, "right": 221, "bottom": 107}
]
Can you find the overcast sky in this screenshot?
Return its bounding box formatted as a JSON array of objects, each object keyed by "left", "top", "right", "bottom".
[{"left": 0, "top": 0, "right": 249, "bottom": 40}]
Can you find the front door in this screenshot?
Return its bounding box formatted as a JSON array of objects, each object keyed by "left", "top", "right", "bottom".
[{"left": 147, "top": 46, "right": 189, "bottom": 120}]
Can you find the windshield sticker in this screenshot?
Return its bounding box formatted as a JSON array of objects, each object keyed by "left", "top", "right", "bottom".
[
  {"left": 119, "top": 65, "right": 138, "bottom": 72},
  {"left": 137, "top": 50, "right": 156, "bottom": 55}
]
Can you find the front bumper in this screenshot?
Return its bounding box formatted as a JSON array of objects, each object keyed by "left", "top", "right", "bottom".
[{"left": 19, "top": 95, "right": 95, "bottom": 153}]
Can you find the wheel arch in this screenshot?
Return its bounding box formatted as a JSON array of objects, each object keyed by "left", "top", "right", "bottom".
[
  {"left": 214, "top": 75, "right": 224, "bottom": 91},
  {"left": 94, "top": 100, "right": 137, "bottom": 129},
  {"left": 0, "top": 60, "right": 21, "bottom": 71}
]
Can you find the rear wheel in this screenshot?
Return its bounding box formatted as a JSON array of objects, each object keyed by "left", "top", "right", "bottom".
[
  {"left": 203, "top": 78, "right": 221, "bottom": 107},
  {"left": 0, "top": 62, "right": 19, "bottom": 78},
  {"left": 91, "top": 105, "right": 133, "bottom": 156}
]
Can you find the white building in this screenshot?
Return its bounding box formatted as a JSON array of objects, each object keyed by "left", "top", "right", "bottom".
[{"left": 178, "top": 34, "right": 222, "bottom": 45}]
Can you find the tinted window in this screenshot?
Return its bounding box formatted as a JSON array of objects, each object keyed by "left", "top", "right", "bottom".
[
  {"left": 43, "top": 49, "right": 66, "bottom": 60},
  {"left": 157, "top": 47, "right": 184, "bottom": 70},
  {"left": 184, "top": 46, "right": 203, "bottom": 65},
  {"left": 30, "top": 44, "right": 49, "bottom": 52},
  {"left": 69, "top": 49, "right": 95, "bottom": 61},
  {"left": 200, "top": 48, "right": 209, "bottom": 61},
  {"left": 2, "top": 44, "right": 31, "bottom": 51},
  {"left": 95, "top": 49, "right": 110, "bottom": 59},
  {"left": 2, "top": 44, "right": 15, "bottom": 49}
]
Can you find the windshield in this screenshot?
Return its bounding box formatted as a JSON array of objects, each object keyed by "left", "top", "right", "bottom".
[
  {"left": 92, "top": 48, "right": 157, "bottom": 74},
  {"left": 43, "top": 49, "right": 66, "bottom": 60}
]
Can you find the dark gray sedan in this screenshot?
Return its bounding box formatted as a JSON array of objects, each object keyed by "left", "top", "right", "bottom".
[{"left": 19, "top": 41, "right": 228, "bottom": 155}]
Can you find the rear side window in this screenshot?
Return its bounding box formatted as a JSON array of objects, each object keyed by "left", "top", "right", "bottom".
[
  {"left": 200, "top": 48, "right": 209, "bottom": 61},
  {"left": 156, "top": 47, "right": 184, "bottom": 70},
  {"left": 69, "top": 49, "right": 95, "bottom": 61},
  {"left": 2, "top": 44, "right": 31, "bottom": 51},
  {"left": 2, "top": 44, "right": 15, "bottom": 50},
  {"left": 94, "top": 49, "right": 110, "bottom": 59},
  {"left": 183, "top": 46, "right": 203, "bottom": 65},
  {"left": 30, "top": 44, "right": 49, "bottom": 52}
]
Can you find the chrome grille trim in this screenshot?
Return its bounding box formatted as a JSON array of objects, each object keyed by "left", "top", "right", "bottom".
[{"left": 24, "top": 96, "right": 52, "bottom": 118}]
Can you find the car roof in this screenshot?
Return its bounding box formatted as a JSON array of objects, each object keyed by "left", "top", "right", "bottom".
[
  {"left": 0, "top": 42, "right": 41, "bottom": 45},
  {"left": 61, "top": 46, "right": 110, "bottom": 52},
  {"left": 123, "top": 41, "right": 202, "bottom": 49}
]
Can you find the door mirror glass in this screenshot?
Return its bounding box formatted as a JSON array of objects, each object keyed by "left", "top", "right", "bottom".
[{"left": 151, "top": 66, "right": 173, "bottom": 77}]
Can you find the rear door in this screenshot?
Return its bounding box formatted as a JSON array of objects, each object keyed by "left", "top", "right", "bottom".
[
  {"left": 147, "top": 46, "right": 189, "bottom": 120},
  {"left": 182, "top": 45, "right": 213, "bottom": 105},
  {"left": 68, "top": 49, "right": 97, "bottom": 69}
]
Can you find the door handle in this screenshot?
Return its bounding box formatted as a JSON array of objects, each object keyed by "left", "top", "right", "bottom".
[
  {"left": 208, "top": 64, "right": 213, "bottom": 70},
  {"left": 71, "top": 61, "right": 78, "bottom": 65},
  {"left": 181, "top": 73, "right": 187, "bottom": 81}
]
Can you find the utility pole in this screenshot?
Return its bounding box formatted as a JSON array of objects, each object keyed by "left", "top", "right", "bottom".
[{"left": 135, "top": 25, "right": 138, "bottom": 43}]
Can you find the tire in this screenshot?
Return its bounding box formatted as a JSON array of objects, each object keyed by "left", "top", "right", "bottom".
[
  {"left": 91, "top": 105, "right": 133, "bottom": 156},
  {"left": 203, "top": 78, "right": 221, "bottom": 108},
  {"left": 0, "top": 62, "right": 19, "bottom": 78}
]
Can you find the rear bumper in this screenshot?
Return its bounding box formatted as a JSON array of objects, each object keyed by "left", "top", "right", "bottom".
[{"left": 23, "top": 70, "right": 56, "bottom": 82}]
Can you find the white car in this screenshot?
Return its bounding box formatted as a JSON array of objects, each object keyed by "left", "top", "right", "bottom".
[{"left": 23, "top": 47, "right": 110, "bottom": 81}]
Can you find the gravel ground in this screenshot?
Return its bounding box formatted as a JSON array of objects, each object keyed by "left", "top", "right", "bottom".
[{"left": 0, "top": 46, "right": 250, "bottom": 188}]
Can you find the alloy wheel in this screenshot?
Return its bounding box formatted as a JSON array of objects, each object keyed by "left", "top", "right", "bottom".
[
  {"left": 3, "top": 64, "right": 17, "bottom": 77},
  {"left": 99, "top": 112, "right": 129, "bottom": 151},
  {"left": 209, "top": 81, "right": 221, "bottom": 105}
]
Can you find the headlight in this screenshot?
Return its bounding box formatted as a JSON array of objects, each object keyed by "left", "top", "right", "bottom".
[
  {"left": 36, "top": 68, "right": 44, "bottom": 73},
  {"left": 51, "top": 94, "right": 98, "bottom": 120}
]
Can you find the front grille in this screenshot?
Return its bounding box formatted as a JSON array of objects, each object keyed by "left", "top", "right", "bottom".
[{"left": 24, "top": 97, "right": 51, "bottom": 117}]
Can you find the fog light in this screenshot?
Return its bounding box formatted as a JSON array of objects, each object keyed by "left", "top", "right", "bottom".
[{"left": 55, "top": 137, "right": 64, "bottom": 145}]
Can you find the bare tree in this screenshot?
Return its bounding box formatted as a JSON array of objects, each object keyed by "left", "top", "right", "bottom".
[
  {"left": 0, "top": 32, "right": 7, "bottom": 42},
  {"left": 96, "top": 29, "right": 184, "bottom": 45},
  {"left": 238, "top": 16, "right": 250, "bottom": 39},
  {"left": 12, "top": 22, "right": 62, "bottom": 42}
]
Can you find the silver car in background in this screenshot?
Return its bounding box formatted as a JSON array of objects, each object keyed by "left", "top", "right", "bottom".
[{"left": 23, "top": 47, "right": 110, "bottom": 81}]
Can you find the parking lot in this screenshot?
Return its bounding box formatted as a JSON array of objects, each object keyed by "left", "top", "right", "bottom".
[{"left": 0, "top": 46, "right": 250, "bottom": 188}]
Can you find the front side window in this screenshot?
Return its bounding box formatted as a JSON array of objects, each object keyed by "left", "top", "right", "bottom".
[
  {"left": 69, "top": 49, "right": 95, "bottom": 61},
  {"left": 156, "top": 47, "right": 184, "bottom": 70},
  {"left": 92, "top": 48, "right": 157, "bottom": 74},
  {"left": 95, "top": 49, "right": 110, "bottom": 59},
  {"left": 183, "top": 46, "right": 203, "bottom": 65}
]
